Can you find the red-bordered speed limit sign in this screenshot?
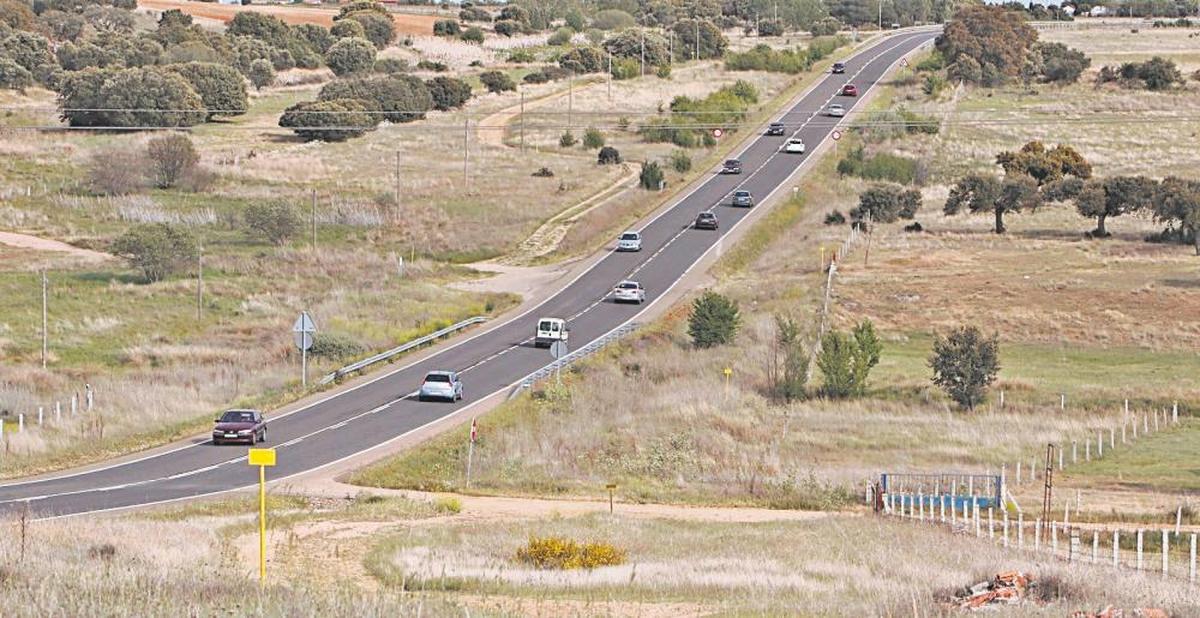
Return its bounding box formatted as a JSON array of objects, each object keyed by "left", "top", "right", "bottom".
[
  {"left": 712, "top": 128, "right": 723, "bottom": 138},
  {"left": 831, "top": 130, "right": 842, "bottom": 141}
]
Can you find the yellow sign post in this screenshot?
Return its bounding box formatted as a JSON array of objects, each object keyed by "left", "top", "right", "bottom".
[
  {"left": 723, "top": 367, "right": 732, "bottom": 402},
  {"left": 247, "top": 448, "right": 276, "bottom": 585}
]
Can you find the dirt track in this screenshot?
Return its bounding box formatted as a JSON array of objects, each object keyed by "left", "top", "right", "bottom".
[{"left": 139, "top": 0, "right": 437, "bottom": 34}]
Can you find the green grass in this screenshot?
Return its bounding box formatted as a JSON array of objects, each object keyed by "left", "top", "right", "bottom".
[
  {"left": 144, "top": 493, "right": 312, "bottom": 521},
  {"left": 1064, "top": 418, "right": 1200, "bottom": 493}
]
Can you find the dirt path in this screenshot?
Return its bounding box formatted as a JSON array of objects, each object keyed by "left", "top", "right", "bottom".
[
  {"left": 0, "top": 231, "right": 110, "bottom": 262},
  {"left": 299, "top": 477, "right": 848, "bottom": 523},
  {"left": 475, "top": 79, "right": 603, "bottom": 148},
  {"left": 139, "top": 0, "right": 438, "bottom": 34}
]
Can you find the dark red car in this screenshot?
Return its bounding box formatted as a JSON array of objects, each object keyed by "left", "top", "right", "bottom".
[
  {"left": 212, "top": 409, "right": 267, "bottom": 445},
  {"left": 841, "top": 83, "right": 859, "bottom": 97}
]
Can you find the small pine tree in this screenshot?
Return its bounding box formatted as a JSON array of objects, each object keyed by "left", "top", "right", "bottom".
[
  {"left": 639, "top": 161, "right": 664, "bottom": 190},
  {"left": 687, "top": 291, "right": 740, "bottom": 348},
  {"left": 559, "top": 130, "right": 577, "bottom": 147},
  {"left": 582, "top": 127, "right": 604, "bottom": 149}
]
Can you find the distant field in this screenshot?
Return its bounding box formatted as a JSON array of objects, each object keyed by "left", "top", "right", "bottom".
[{"left": 138, "top": 0, "right": 442, "bottom": 34}]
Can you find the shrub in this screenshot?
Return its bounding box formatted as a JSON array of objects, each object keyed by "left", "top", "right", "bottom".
[
  {"left": 0, "top": 56, "right": 31, "bottom": 90},
  {"left": 226, "top": 11, "right": 289, "bottom": 47},
  {"left": 668, "top": 149, "right": 691, "bottom": 173},
  {"left": 319, "top": 74, "right": 432, "bottom": 122},
  {"left": 279, "top": 98, "right": 379, "bottom": 141},
  {"left": 416, "top": 59, "right": 447, "bottom": 72},
  {"left": 725, "top": 44, "right": 810, "bottom": 74},
  {"left": 817, "top": 320, "right": 882, "bottom": 398},
  {"left": 688, "top": 290, "right": 739, "bottom": 348},
  {"left": 243, "top": 201, "right": 301, "bottom": 245},
  {"left": 603, "top": 29, "right": 668, "bottom": 68},
  {"left": 597, "top": 145, "right": 621, "bottom": 165},
  {"left": 929, "top": 325, "right": 999, "bottom": 410},
  {"left": 329, "top": 19, "right": 365, "bottom": 40},
  {"left": 655, "top": 63, "right": 671, "bottom": 78},
  {"left": 824, "top": 210, "right": 846, "bottom": 225},
  {"left": 757, "top": 18, "right": 783, "bottom": 36},
  {"left": 433, "top": 19, "right": 461, "bottom": 37},
  {"left": 433, "top": 495, "right": 462, "bottom": 514},
  {"left": 836, "top": 147, "right": 918, "bottom": 184},
  {"left": 591, "top": 8, "right": 635, "bottom": 31},
  {"left": 168, "top": 62, "right": 249, "bottom": 117},
  {"left": 425, "top": 75, "right": 471, "bottom": 110},
  {"left": 849, "top": 183, "right": 921, "bottom": 224},
  {"left": 1037, "top": 41, "right": 1089, "bottom": 84},
  {"left": 479, "top": 70, "right": 515, "bottom": 93},
  {"left": 58, "top": 67, "right": 206, "bottom": 128},
  {"left": 582, "top": 127, "right": 604, "bottom": 149},
  {"left": 639, "top": 160, "right": 665, "bottom": 190},
  {"left": 522, "top": 70, "right": 548, "bottom": 84},
  {"left": 459, "top": 6, "right": 490, "bottom": 22},
  {"left": 493, "top": 19, "right": 520, "bottom": 37},
  {"left": 342, "top": 10, "right": 395, "bottom": 49},
  {"left": 145, "top": 133, "right": 199, "bottom": 189},
  {"left": 87, "top": 147, "right": 145, "bottom": 195},
  {"left": 293, "top": 23, "right": 335, "bottom": 54},
  {"left": 506, "top": 47, "right": 535, "bottom": 63},
  {"left": 923, "top": 73, "right": 947, "bottom": 97},
  {"left": 915, "top": 51, "right": 945, "bottom": 72},
  {"left": 810, "top": 17, "right": 842, "bottom": 36},
  {"left": 672, "top": 18, "right": 726, "bottom": 60},
  {"left": 558, "top": 46, "right": 604, "bottom": 73},
  {"left": 373, "top": 56, "right": 408, "bottom": 74},
  {"left": 110, "top": 223, "right": 197, "bottom": 283},
  {"left": 532, "top": 166, "right": 554, "bottom": 177},
  {"left": 461, "top": 26, "right": 484, "bottom": 44},
  {"left": 547, "top": 26, "right": 573, "bottom": 46},
  {"left": 0, "top": 30, "right": 53, "bottom": 72},
  {"left": 309, "top": 334, "right": 364, "bottom": 359},
  {"left": 248, "top": 58, "right": 275, "bottom": 91},
  {"left": 326, "top": 37, "right": 376, "bottom": 76},
  {"left": 515, "top": 536, "right": 626, "bottom": 570},
  {"left": 609, "top": 56, "right": 639, "bottom": 80},
  {"left": 558, "top": 130, "right": 576, "bottom": 147}
]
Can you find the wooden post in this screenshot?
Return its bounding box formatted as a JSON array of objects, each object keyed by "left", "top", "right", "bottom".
[
  {"left": 1133, "top": 416, "right": 1139, "bottom": 439},
  {"left": 1137, "top": 529, "right": 1144, "bottom": 571},
  {"left": 1034, "top": 519, "right": 1041, "bottom": 551},
  {"left": 1003, "top": 510, "right": 1010, "bottom": 548},
  {"left": 919, "top": 492, "right": 924, "bottom": 522},
  {"left": 1085, "top": 440, "right": 1090, "bottom": 462},
  {"left": 1016, "top": 461, "right": 1022, "bottom": 484},
  {"left": 310, "top": 189, "right": 316, "bottom": 252},
  {"left": 1092, "top": 530, "right": 1099, "bottom": 564},
  {"left": 1144, "top": 413, "right": 1149, "bottom": 435},
  {"left": 41, "top": 270, "right": 48, "bottom": 369},
  {"left": 1110, "top": 427, "right": 1115, "bottom": 450},
  {"left": 1173, "top": 402, "right": 1178, "bottom": 424},
  {"left": 1069, "top": 529, "right": 1080, "bottom": 563},
  {"left": 1162, "top": 529, "right": 1169, "bottom": 578},
  {"left": 1190, "top": 533, "right": 1196, "bottom": 583},
  {"left": 940, "top": 495, "right": 946, "bottom": 523},
  {"left": 1113, "top": 530, "right": 1120, "bottom": 568},
  {"left": 1018, "top": 514, "right": 1024, "bottom": 548},
  {"left": 1058, "top": 446, "right": 1064, "bottom": 471},
  {"left": 988, "top": 508, "right": 994, "bottom": 539},
  {"left": 1072, "top": 441, "right": 1077, "bottom": 464},
  {"left": 974, "top": 498, "right": 981, "bottom": 537},
  {"left": 1052, "top": 521, "right": 1059, "bottom": 554}
]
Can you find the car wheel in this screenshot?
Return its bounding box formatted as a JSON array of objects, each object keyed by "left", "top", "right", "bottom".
[
  {"left": 212, "top": 439, "right": 221, "bottom": 446},
  {"left": 260, "top": 428, "right": 267, "bottom": 443},
  {"left": 418, "top": 395, "right": 427, "bottom": 402}
]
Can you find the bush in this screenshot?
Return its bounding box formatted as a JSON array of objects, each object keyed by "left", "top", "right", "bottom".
[
  {"left": 416, "top": 59, "right": 447, "bottom": 72},
  {"left": 598, "top": 145, "right": 621, "bottom": 165},
  {"left": 558, "top": 130, "right": 576, "bottom": 147},
  {"left": 226, "top": 11, "right": 289, "bottom": 47},
  {"left": 244, "top": 201, "right": 301, "bottom": 245},
  {"left": 479, "top": 70, "right": 515, "bottom": 93},
  {"left": 591, "top": 8, "right": 635, "bottom": 31},
  {"left": 836, "top": 147, "right": 918, "bottom": 184},
  {"left": 522, "top": 70, "right": 549, "bottom": 84},
  {"left": 433, "top": 19, "right": 461, "bottom": 36},
  {"left": 58, "top": 67, "right": 207, "bottom": 128},
  {"left": 532, "top": 166, "right": 554, "bottom": 177},
  {"left": 247, "top": 59, "right": 275, "bottom": 91},
  {"left": 293, "top": 23, "right": 334, "bottom": 54},
  {"left": 1037, "top": 42, "right": 1089, "bottom": 84},
  {"left": 167, "top": 62, "right": 249, "bottom": 117},
  {"left": 923, "top": 73, "right": 947, "bottom": 97},
  {"left": 515, "top": 536, "right": 626, "bottom": 570},
  {"left": 342, "top": 10, "right": 396, "bottom": 49},
  {"left": 145, "top": 133, "right": 199, "bottom": 189},
  {"left": 609, "top": 56, "right": 639, "bottom": 80},
  {"left": 433, "top": 495, "right": 462, "bottom": 514},
  {"left": 915, "top": 51, "right": 945, "bottom": 72},
  {"left": 87, "top": 147, "right": 145, "bottom": 196},
  {"left": 810, "top": 17, "right": 842, "bottom": 36},
  {"left": 547, "top": 26, "right": 573, "bottom": 46},
  {"left": 110, "top": 223, "right": 197, "bottom": 283},
  {"left": 668, "top": 149, "right": 691, "bottom": 173},
  {"left": 0, "top": 56, "right": 31, "bottom": 90},
  {"left": 325, "top": 37, "right": 376, "bottom": 77},
  {"left": 460, "top": 26, "right": 484, "bottom": 44},
  {"left": 639, "top": 160, "right": 665, "bottom": 190},
  {"left": 929, "top": 325, "right": 999, "bottom": 410},
  {"left": 558, "top": 46, "right": 604, "bottom": 73},
  {"left": 582, "top": 127, "right": 604, "bottom": 149},
  {"left": 309, "top": 333, "right": 365, "bottom": 359},
  {"left": 688, "top": 290, "right": 739, "bottom": 348},
  {"left": 757, "top": 18, "right": 783, "bottom": 36},
  {"left": 824, "top": 210, "right": 846, "bottom": 225},
  {"left": 279, "top": 98, "right": 379, "bottom": 141},
  {"left": 506, "top": 47, "right": 535, "bottom": 63},
  {"left": 672, "top": 18, "right": 726, "bottom": 60},
  {"left": 725, "top": 44, "right": 810, "bottom": 74},
  {"left": 655, "top": 63, "right": 671, "bottom": 78},
  {"left": 817, "top": 320, "right": 882, "bottom": 398},
  {"left": 0, "top": 30, "right": 53, "bottom": 72},
  {"left": 373, "top": 57, "right": 408, "bottom": 74},
  {"left": 318, "top": 74, "right": 432, "bottom": 122},
  {"left": 425, "top": 75, "right": 471, "bottom": 110},
  {"left": 329, "top": 19, "right": 365, "bottom": 40},
  {"left": 604, "top": 29, "right": 668, "bottom": 68},
  {"left": 493, "top": 19, "right": 520, "bottom": 37},
  {"left": 459, "top": 6, "right": 490, "bottom": 22}
]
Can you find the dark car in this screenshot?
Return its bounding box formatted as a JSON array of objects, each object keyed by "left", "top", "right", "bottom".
[
  {"left": 695, "top": 211, "right": 718, "bottom": 230},
  {"left": 213, "top": 409, "right": 266, "bottom": 445},
  {"left": 841, "top": 83, "right": 859, "bottom": 97},
  {"left": 766, "top": 122, "right": 786, "bottom": 136},
  {"left": 731, "top": 190, "right": 754, "bottom": 207},
  {"left": 831, "top": 62, "right": 846, "bottom": 74},
  {"left": 721, "top": 158, "right": 742, "bottom": 174}
]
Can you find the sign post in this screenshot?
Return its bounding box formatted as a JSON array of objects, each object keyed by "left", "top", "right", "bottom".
[
  {"left": 550, "top": 340, "right": 568, "bottom": 385},
  {"left": 247, "top": 448, "right": 277, "bottom": 585},
  {"left": 606, "top": 483, "right": 617, "bottom": 514},
  {"left": 292, "top": 312, "right": 316, "bottom": 389},
  {"left": 723, "top": 367, "right": 732, "bottom": 402}
]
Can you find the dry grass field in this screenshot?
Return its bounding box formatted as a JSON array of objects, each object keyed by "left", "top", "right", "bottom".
[{"left": 138, "top": 0, "right": 443, "bottom": 34}]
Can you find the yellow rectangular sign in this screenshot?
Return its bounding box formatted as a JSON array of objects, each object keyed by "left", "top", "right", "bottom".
[{"left": 248, "top": 448, "right": 276, "bottom": 467}]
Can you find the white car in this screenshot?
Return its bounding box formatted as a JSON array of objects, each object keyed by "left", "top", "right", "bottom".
[
  {"left": 418, "top": 371, "right": 463, "bottom": 402},
  {"left": 784, "top": 138, "right": 806, "bottom": 154},
  {"left": 617, "top": 231, "right": 642, "bottom": 252},
  {"left": 826, "top": 103, "right": 846, "bottom": 117},
  {"left": 612, "top": 280, "right": 645, "bottom": 304}
]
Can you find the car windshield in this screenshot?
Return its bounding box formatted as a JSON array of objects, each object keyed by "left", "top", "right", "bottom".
[
  {"left": 724, "top": 159, "right": 739, "bottom": 166},
  {"left": 790, "top": 139, "right": 802, "bottom": 144},
  {"left": 735, "top": 191, "right": 750, "bottom": 197},
  {"left": 699, "top": 213, "right": 714, "bottom": 219},
  {"left": 831, "top": 104, "right": 843, "bottom": 109},
  {"left": 618, "top": 282, "right": 638, "bottom": 289},
  {"left": 770, "top": 123, "right": 783, "bottom": 127},
  {"left": 220, "top": 410, "right": 255, "bottom": 423},
  {"left": 620, "top": 233, "right": 639, "bottom": 240},
  {"left": 424, "top": 373, "right": 452, "bottom": 383}
]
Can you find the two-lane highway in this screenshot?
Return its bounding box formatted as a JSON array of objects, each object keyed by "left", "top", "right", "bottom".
[{"left": 0, "top": 29, "right": 937, "bottom": 517}]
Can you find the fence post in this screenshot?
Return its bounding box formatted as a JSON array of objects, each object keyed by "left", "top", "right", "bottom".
[
  {"left": 1137, "top": 529, "right": 1144, "bottom": 571},
  {"left": 988, "top": 508, "right": 994, "bottom": 540},
  {"left": 1092, "top": 530, "right": 1099, "bottom": 564},
  {"left": 1052, "top": 521, "right": 1059, "bottom": 555},
  {"left": 1085, "top": 440, "right": 1091, "bottom": 462},
  {"left": 1133, "top": 416, "right": 1139, "bottom": 439},
  {"left": 71, "top": 394, "right": 77, "bottom": 416},
  {"left": 1016, "top": 461, "right": 1022, "bottom": 484},
  {"left": 1035, "top": 519, "right": 1042, "bottom": 551},
  {"left": 1173, "top": 402, "right": 1179, "bottom": 424},
  {"left": 1072, "top": 440, "right": 1077, "bottom": 465},
  {"left": 1003, "top": 510, "right": 1009, "bottom": 548},
  {"left": 1190, "top": 533, "right": 1196, "bottom": 583},
  {"left": 37, "top": 406, "right": 43, "bottom": 425},
  {"left": 940, "top": 495, "right": 946, "bottom": 523},
  {"left": 1058, "top": 446, "right": 1064, "bottom": 471},
  {"left": 1069, "top": 530, "right": 1080, "bottom": 563},
  {"left": 1114, "top": 530, "right": 1120, "bottom": 568},
  {"left": 1155, "top": 409, "right": 1160, "bottom": 433},
  {"left": 1018, "top": 514, "right": 1024, "bottom": 549},
  {"left": 1163, "top": 529, "right": 1169, "bottom": 578},
  {"left": 1144, "top": 413, "right": 1149, "bottom": 435},
  {"left": 55, "top": 401, "right": 61, "bottom": 423},
  {"left": 1110, "top": 427, "right": 1115, "bottom": 450},
  {"left": 919, "top": 491, "right": 925, "bottom": 522},
  {"left": 18, "top": 413, "right": 23, "bottom": 432},
  {"left": 974, "top": 498, "right": 981, "bottom": 538}
]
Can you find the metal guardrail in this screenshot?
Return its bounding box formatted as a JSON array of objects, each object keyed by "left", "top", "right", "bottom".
[
  {"left": 317, "top": 316, "right": 488, "bottom": 386},
  {"left": 507, "top": 321, "right": 641, "bottom": 399}
]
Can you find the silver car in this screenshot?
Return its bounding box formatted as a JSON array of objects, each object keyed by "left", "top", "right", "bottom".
[
  {"left": 617, "top": 231, "right": 642, "bottom": 252},
  {"left": 418, "top": 370, "right": 463, "bottom": 402},
  {"left": 612, "top": 280, "right": 646, "bottom": 304},
  {"left": 827, "top": 103, "right": 846, "bottom": 117},
  {"left": 731, "top": 190, "right": 754, "bottom": 207}
]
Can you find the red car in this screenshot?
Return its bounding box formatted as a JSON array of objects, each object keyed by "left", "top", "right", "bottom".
[
  {"left": 212, "top": 409, "right": 267, "bottom": 445},
  {"left": 841, "top": 84, "right": 858, "bottom": 97}
]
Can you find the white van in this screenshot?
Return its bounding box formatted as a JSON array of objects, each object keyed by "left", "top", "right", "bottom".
[{"left": 534, "top": 317, "right": 568, "bottom": 348}]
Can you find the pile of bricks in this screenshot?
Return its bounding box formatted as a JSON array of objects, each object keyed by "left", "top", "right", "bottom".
[{"left": 955, "top": 571, "right": 1031, "bottom": 610}]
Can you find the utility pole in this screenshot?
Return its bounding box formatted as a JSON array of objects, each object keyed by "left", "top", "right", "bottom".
[
  {"left": 310, "top": 189, "right": 316, "bottom": 252},
  {"left": 1041, "top": 443, "right": 1054, "bottom": 543},
  {"left": 40, "top": 270, "right": 47, "bottom": 369},
  {"left": 640, "top": 29, "right": 645, "bottom": 77},
  {"left": 196, "top": 246, "right": 203, "bottom": 320}
]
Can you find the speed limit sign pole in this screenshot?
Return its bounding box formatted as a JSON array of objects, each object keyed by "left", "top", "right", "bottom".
[{"left": 293, "top": 311, "right": 316, "bottom": 388}]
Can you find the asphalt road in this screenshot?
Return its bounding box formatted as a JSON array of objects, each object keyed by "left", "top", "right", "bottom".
[{"left": 0, "top": 30, "right": 936, "bottom": 518}]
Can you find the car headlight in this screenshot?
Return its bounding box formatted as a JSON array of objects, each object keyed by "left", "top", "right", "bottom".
[{"left": 238, "top": 429, "right": 252, "bottom": 434}]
